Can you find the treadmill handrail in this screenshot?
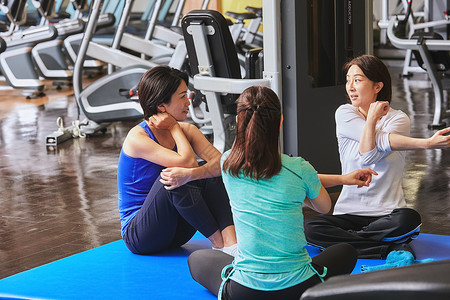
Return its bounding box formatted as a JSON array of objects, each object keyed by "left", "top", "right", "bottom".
[
  {"left": 86, "top": 42, "right": 158, "bottom": 69},
  {"left": 120, "top": 33, "right": 175, "bottom": 58},
  {"left": 388, "top": 16, "right": 450, "bottom": 51},
  {"left": 3, "top": 25, "right": 58, "bottom": 47},
  {"left": 193, "top": 74, "right": 270, "bottom": 94},
  {"left": 152, "top": 25, "right": 183, "bottom": 47},
  {"left": 53, "top": 18, "right": 85, "bottom": 36}
]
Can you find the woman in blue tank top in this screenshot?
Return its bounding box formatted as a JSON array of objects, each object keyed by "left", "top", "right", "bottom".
[
  {"left": 188, "top": 86, "right": 377, "bottom": 299},
  {"left": 117, "top": 66, "right": 237, "bottom": 255}
]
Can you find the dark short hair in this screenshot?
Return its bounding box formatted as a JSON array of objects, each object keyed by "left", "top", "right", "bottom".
[
  {"left": 138, "top": 66, "right": 189, "bottom": 120},
  {"left": 223, "top": 86, "right": 282, "bottom": 180},
  {"left": 344, "top": 54, "right": 392, "bottom": 103}
]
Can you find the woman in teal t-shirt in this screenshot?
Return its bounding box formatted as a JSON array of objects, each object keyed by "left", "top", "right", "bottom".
[{"left": 188, "top": 86, "right": 377, "bottom": 299}]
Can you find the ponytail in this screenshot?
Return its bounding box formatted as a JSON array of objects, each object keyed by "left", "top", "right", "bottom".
[{"left": 223, "top": 86, "right": 282, "bottom": 180}]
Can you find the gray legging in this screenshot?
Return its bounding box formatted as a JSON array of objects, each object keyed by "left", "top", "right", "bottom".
[{"left": 188, "top": 243, "right": 357, "bottom": 300}]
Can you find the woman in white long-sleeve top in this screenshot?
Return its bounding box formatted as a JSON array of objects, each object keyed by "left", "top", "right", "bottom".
[{"left": 305, "top": 54, "right": 450, "bottom": 259}]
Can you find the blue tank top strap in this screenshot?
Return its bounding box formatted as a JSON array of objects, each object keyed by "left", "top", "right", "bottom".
[
  {"left": 138, "top": 121, "right": 159, "bottom": 142},
  {"left": 137, "top": 120, "right": 177, "bottom": 152}
]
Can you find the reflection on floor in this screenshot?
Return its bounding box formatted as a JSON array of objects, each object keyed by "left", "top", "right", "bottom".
[{"left": 0, "top": 64, "right": 449, "bottom": 279}]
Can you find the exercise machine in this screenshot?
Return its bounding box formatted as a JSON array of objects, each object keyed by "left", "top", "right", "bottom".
[
  {"left": 118, "top": 0, "right": 185, "bottom": 67},
  {"left": 30, "top": 0, "right": 85, "bottom": 85},
  {"left": 71, "top": 0, "right": 155, "bottom": 128},
  {"left": 225, "top": 8, "right": 263, "bottom": 78},
  {"left": 387, "top": 15, "right": 450, "bottom": 128},
  {"left": 394, "top": 0, "right": 450, "bottom": 77},
  {"left": 63, "top": 0, "right": 115, "bottom": 70},
  {"left": 226, "top": 6, "right": 262, "bottom": 47},
  {"left": 46, "top": 0, "right": 188, "bottom": 146},
  {"left": 181, "top": 9, "right": 274, "bottom": 152},
  {"left": 0, "top": 0, "right": 58, "bottom": 97}
]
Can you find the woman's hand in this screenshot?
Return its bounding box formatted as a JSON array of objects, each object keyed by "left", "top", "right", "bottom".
[
  {"left": 343, "top": 168, "right": 378, "bottom": 188},
  {"left": 149, "top": 113, "right": 178, "bottom": 130},
  {"left": 160, "top": 167, "right": 195, "bottom": 190},
  {"left": 426, "top": 127, "right": 450, "bottom": 149},
  {"left": 367, "top": 101, "right": 389, "bottom": 123}
]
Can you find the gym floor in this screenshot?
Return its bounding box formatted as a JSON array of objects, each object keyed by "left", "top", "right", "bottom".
[{"left": 0, "top": 62, "right": 449, "bottom": 280}]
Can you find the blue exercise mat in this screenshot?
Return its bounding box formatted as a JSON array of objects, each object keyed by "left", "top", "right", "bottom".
[{"left": 0, "top": 233, "right": 449, "bottom": 299}]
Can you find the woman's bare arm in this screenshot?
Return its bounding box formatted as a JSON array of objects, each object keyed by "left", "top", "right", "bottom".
[{"left": 159, "top": 123, "right": 222, "bottom": 190}]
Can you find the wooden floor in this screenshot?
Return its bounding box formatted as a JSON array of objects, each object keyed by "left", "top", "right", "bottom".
[
  {"left": 0, "top": 74, "right": 136, "bottom": 279},
  {"left": 0, "top": 62, "right": 449, "bottom": 280}
]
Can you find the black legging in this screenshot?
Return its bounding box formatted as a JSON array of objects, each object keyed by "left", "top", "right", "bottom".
[
  {"left": 123, "top": 175, "right": 233, "bottom": 254},
  {"left": 304, "top": 208, "right": 422, "bottom": 259},
  {"left": 188, "top": 243, "right": 357, "bottom": 300}
]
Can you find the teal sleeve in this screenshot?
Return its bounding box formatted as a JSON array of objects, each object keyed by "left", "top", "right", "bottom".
[{"left": 301, "top": 160, "right": 322, "bottom": 200}]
